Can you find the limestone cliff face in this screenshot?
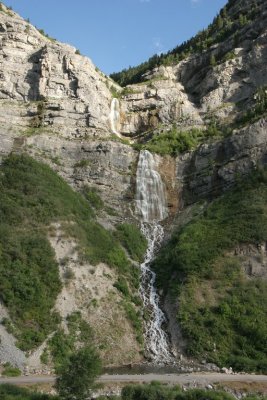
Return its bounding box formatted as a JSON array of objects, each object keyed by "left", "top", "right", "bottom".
[
  {"left": 119, "top": 38, "right": 267, "bottom": 135},
  {"left": 119, "top": 67, "right": 203, "bottom": 136},
  {"left": 177, "top": 118, "right": 267, "bottom": 205},
  {"left": 0, "top": 4, "right": 115, "bottom": 142},
  {"left": 25, "top": 135, "right": 138, "bottom": 214}
]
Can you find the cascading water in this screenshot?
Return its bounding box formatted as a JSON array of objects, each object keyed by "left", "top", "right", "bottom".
[
  {"left": 109, "top": 98, "right": 122, "bottom": 138},
  {"left": 136, "top": 150, "right": 172, "bottom": 363},
  {"left": 136, "top": 150, "right": 168, "bottom": 222}
]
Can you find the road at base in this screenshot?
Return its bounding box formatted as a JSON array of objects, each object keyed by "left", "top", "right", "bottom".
[{"left": 0, "top": 373, "right": 267, "bottom": 386}]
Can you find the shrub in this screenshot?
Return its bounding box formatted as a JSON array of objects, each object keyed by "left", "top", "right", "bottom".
[
  {"left": 114, "top": 277, "right": 130, "bottom": 297},
  {"left": 0, "top": 384, "right": 59, "bottom": 400},
  {"left": 47, "top": 312, "right": 93, "bottom": 371},
  {"left": 222, "top": 51, "right": 236, "bottom": 62},
  {"left": 115, "top": 223, "right": 147, "bottom": 262},
  {"left": 55, "top": 346, "right": 102, "bottom": 400},
  {"left": 237, "top": 86, "right": 267, "bottom": 126},
  {"left": 82, "top": 186, "right": 104, "bottom": 210},
  {"left": 2, "top": 363, "right": 21, "bottom": 377},
  {"left": 137, "top": 126, "right": 221, "bottom": 157},
  {"left": 123, "top": 301, "right": 143, "bottom": 344},
  {"left": 122, "top": 384, "right": 236, "bottom": 400},
  {"left": 210, "top": 54, "right": 216, "bottom": 66}
]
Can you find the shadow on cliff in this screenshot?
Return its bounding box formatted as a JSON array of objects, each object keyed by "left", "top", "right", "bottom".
[{"left": 25, "top": 48, "right": 44, "bottom": 101}]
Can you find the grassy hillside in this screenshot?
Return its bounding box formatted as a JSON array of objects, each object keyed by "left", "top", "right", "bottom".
[
  {"left": 153, "top": 169, "right": 267, "bottom": 372},
  {"left": 0, "top": 154, "right": 140, "bottom": 351}
]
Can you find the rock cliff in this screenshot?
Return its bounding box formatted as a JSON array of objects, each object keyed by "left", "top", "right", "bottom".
[{"left": 0, "top": 3, "right": 117, "bottom": 142}]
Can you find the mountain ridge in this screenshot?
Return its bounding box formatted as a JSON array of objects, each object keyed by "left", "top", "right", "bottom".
[{"left": 110, "top": 0, "right": 266, "bottom": 86}]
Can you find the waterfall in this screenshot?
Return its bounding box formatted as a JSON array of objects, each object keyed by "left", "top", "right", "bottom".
[
  {"left": 136, "top": 150, "right": 168, "bottom": 223},
  {"left": 109, "top": 98, "right": 122, "bottom": 137},
  {"left": 136, "top": 150, "right": 172, "bottom": 363}
]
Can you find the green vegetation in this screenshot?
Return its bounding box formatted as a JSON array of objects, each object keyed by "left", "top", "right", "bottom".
[
  {"left": 110, "top": 1, "right": 262, "bottom": 86},
  {"left": 121, "top": 87, "right": 141, "bottom": 96},
  {"left": 1, "top": 383, "right": 266, "bottom": 400},
  {"left": 110, "top": 85, "right": 120, "bottom": 98},
  {"left": 73, "top": 159, "right": 91, "bottom": 169},
  {"left": 135, "top": 125, "right": 223, "bottom": 157},
  {"left": 113, "top": 269, "right": 143, "bottom": 342},
  {"left": 135, "top": 98, "right": 265, "bottom": 157},
  {"left": 55, "top": 346, "right": 102, "bottom": 400},
  {"left": 237, "top": 86, "right": 267, "bottom": 126},
  {"left": 29, "top": 100, "right": 46, "bottom": 129},
  {"left": 122, "top": 383, "right": 246, "bottom": 400},
  {"left": 153, "top": 169, "right": 267, "bottom": 372},
  {"left": 210, "top": 54, "right": 216, "bottom": 67},
  {"left": 222, "top": 50, "right": 236, "bottom": 63},
  {"left": 0, "top": 154, "right": 135, "bottom": 350},
  {"left": 1, "top": 363, "right": 21, "bottom": 377},
  {"left": 82, "top": 186, "right": 104, "bottom": 210},
  {"left": 115, "top": 223, "right": 147, "bottom": 262},
  {"left": 112, "top": 223, "right": 145, "bottom": 342},
  {"left": 36, "top": 27, "right": 56, "bottom": 42},
  {"left": 114, "top": 276, "right": 130, "bottom": 297},
  {"left": 0, "top": 158, "right": 62, "bottom": 351},
  {"left": 123, "top": 301, "right": 143, "bottom": 345},
  {"left": 44, "top": 312, "right": 93, "bottom": 371},
  {"left": 0, "top": 385, "right": 59, "bottom": 400}
]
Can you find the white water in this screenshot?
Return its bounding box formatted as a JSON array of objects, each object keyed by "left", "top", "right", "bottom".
[
  {"left": 109, "top": 98, "right": 122, "bottom": 138},
  {"left": 136, "top": 150, "right": 172, "bottom": 363},
  {"left": 136, "top": 150, "right": 168, "bottom": 223}
]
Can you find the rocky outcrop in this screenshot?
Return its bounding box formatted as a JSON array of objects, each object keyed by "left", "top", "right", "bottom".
[
  {"left": 177, "top": 118, "right": 267, "bottom": 205},
  {"left": 0, "top": 4, "right": 115, "bottom": 140},
  {"left": 119, "top": 23, "right": 267, "bottom": 134},
  {"left": 22, "top": 135, "right": 138, "bottom": 215},
  {"left": 119, "top": 67, "right": 203, "bottom": 136},
  {"left": 234, "top": 242, "right": 267, "bottom": 279},
  {"left": 118, "top": 0, "right": 267, "bottom": 133}
]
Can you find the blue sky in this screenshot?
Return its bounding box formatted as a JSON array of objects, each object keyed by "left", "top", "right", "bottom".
[{"left": 5, "top": 0, "right": 227, "bottom": 75}]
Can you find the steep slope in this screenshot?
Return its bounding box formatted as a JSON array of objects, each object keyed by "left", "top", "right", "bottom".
[
  {"left": 0, "top": 154, "right": 144, "bottom": 369},
  {"left": 154, "top": 170, "right": 267, "bottom": 372}
]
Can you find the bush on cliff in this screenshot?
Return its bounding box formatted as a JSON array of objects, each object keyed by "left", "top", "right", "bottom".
[{"left": 115, "top": 223, "right": 147, "bottom": 262}]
